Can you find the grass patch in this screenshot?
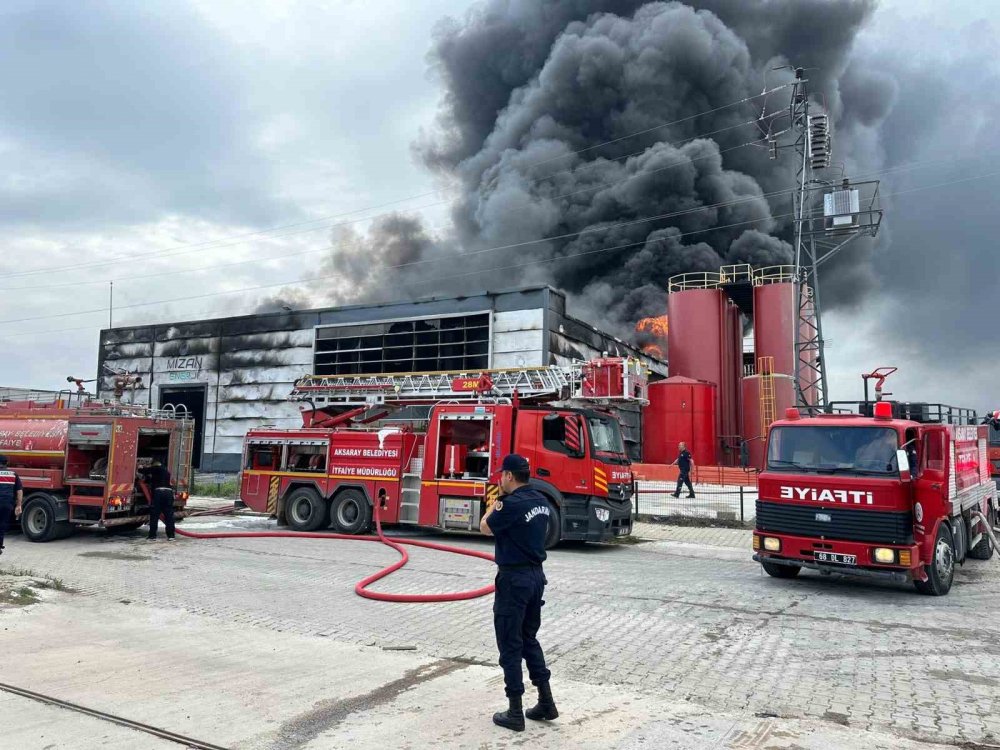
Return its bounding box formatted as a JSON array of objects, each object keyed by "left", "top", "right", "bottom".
[
  {"left": 192, "top": 478, "right": 240, "bottom": 499},
  {"left": 0, "top": 566, "right": 77, "bottom": 596},
  {"left": 0, "top": 586, "right": 40, "bottom": 606}
]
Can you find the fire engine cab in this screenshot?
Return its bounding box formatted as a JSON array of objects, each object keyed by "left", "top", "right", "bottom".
[
  {"left": 754, "top": 400, "right": 999, "bottom": 595},
  {"left": 239, "top": 358, "right": 646, "bottom": 546}
]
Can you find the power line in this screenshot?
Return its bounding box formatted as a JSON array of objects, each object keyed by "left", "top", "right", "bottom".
[
  {"left": 0, "top": 134, "right": 771, "bottom": 292},
  {"left": 1, "top": 211, "right": 792, "bottom": 336},
  {"left": 5, "top": 164, "right": 996, "bottom": 331},
  {"left": 2, "top": 92, "right": 788, "bottom": 281}
]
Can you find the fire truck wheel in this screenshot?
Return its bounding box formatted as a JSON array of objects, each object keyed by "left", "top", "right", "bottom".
[
  {"left": 543, "top": 500, "right": 560, "bottom": 549},
  {"left": 914, "top": 523, "right": 955, "bottom": 596},
  {"left": 21, "top": 494, "right": 69, "bottom": 543},
  {"left": 285, "top": 488, "right": 330, "bottom": 532},
  {"left": 968, "top": 509, "right": 995, "bottom": 560},
  {"left": 760, "top": 561, "right": 801, "bottom": 579},
  {"left": 331, "top": 489, "right": 372, "bottom": 535}
]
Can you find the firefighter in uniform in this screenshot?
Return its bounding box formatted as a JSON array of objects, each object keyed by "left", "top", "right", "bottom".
[
  {"left": 479, "top": 454, "right": 558, "bottom": 732},
  {"left": 140, "top": 459, "right": 176, "bottom": 541},
  {"left": 0, "top": 455, "right": 23, "bottom": 556}
]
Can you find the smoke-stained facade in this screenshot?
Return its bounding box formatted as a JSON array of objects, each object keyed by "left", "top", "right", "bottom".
[{"left": 98, "top": 286, "right": 666, "bottom": 471}]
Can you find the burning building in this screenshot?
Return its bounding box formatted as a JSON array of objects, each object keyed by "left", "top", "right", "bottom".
[{"left": 97, "top": 286, "right": 666, "bottom": 471}]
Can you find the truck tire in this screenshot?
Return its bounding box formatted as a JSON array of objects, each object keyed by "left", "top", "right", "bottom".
[
  {"left": 21, "top": 494, "right": 72, "bottom": 543},
  {"left": 968, "top": 509, "right": 995, "bottom": 560},
  {"left": 331, "top": 489, "right": 372, "bottom": 535},
  {"left": 285, "top": 488, "right": 329, "bottom": 532},
  {"left": 761, "top": 561, "right": 801, "bottom": 579},
  {"left": 914, "top": 523, "right": 955, "bottom": 596},
  {"left": 543, "top": 500, "right": 561, "bottom": 549}
]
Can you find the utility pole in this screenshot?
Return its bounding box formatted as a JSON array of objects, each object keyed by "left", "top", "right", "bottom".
[
  {"left": 768, "top": 67, "right": 883, "bottom": 414},
  {"left": 109, "top": 281, "right": 114, "bottom": 329}
]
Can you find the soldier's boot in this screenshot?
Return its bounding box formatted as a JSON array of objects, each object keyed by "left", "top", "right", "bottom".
[
  {"left": 525, "top": 681, "right": 559, "bottom": 721},
  {"left": 492, "top": 695, "right": 525, "bottom": 732}
]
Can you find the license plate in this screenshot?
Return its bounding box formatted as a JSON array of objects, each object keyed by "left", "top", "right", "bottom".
[{"left": 814, "top": 551, "right": 856, "bottom": 565}]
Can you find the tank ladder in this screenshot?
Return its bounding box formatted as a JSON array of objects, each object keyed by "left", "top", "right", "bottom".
[{"left": 758, "top": 356, "right": 777, "bottom": 439}]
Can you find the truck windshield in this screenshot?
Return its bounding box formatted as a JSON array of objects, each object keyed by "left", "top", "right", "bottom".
[
  {"left": 587, "top": 415, "right": 626, "bottom": 458},
  {"left": 767, "top": 426, "right": 899, "bottom": 475}
]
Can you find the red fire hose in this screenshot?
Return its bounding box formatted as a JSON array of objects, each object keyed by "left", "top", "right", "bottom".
[{"left": 175, "top": 504, "right": 496, "bottom": 603}]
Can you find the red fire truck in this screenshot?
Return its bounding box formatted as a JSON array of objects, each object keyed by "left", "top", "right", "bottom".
[
  {"left": 0, "top": 390, "right": 194, "bottom": 542},
  {"left": 753, "top": 400, "right": 998, "bottom": 595},
  {"left": 239, "top": 358, "right": 646, "bottom": 546}
]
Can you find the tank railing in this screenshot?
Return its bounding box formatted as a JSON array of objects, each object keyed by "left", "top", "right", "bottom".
[
  {"left": 751, "top": 265, "right": 798, "bottom": 286},
  {"left": 667, "top": 271, "right": 723, "bottom": 292},
  {"left": 718, "top": 263, "right": 754, "bottom": 285}
]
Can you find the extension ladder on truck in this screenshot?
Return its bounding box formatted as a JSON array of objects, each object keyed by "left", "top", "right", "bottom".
[{"left": 290, "top": 357, "right": 648, "bottom": 408}]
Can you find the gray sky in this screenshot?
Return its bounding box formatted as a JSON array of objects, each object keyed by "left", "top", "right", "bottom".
[{"left": 0, "top": 0, "right": 996, "bottom": 413}]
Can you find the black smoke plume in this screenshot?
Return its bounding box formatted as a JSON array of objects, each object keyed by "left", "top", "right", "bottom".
[{"left": 267, "top": 1, "right": 891, "bottom": 340}]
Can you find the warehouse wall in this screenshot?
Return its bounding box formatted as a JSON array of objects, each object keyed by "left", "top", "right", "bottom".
[{"left": 98, "top": 286, "right": 665, "bottom": 472}]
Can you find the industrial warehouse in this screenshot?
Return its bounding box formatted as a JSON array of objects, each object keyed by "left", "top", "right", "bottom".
[{"left": 96, "top": 285, "right": 668, "bottom": 471}]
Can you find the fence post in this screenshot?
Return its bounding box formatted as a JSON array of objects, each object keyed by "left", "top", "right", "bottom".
[{"left": 739, "top": 485, "right": 744, "bottom": 525}]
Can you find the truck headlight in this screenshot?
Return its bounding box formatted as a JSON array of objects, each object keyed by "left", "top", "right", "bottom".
[
  {"left": 763, "top": 537, "right": 781, "bottom": 552},
  {"left": 873, "top": 547, "right": 896, "bottom": 564},
  {"left": 595, "top": 508, "right": 610, "bottom": 522}
]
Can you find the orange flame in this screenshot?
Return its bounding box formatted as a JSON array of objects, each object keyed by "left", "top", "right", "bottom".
[{"left": 635, "top": 315, "right": 668, "bottom": 359}]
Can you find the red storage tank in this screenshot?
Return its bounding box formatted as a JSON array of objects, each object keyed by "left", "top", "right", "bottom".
[
  {"left": 752, "top": 282, "right": 795, "bottom": 376},
  {"left": 741, "top": 374, "right": 796, "bottom": 470},
  {"left": 643, "top": 376, "right": 717, "bottom": 466},
  {"left": 667, "top": 287, "right": 743, "bottom": 463},
  {"left": 0, "top": 419, "right": 68, "bottom": 469}
]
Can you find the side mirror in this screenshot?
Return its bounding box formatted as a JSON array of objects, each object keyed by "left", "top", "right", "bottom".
[{"left": 896, "top": 449, "right": 911, "bottom": 481}]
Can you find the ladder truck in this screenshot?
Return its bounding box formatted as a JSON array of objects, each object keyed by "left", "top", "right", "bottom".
[
  {"left": 239, "top": 357, "right": 647, "bottom": 546},
  {"left": 0, "top": 388, "right": 195, "bottom": 542}
]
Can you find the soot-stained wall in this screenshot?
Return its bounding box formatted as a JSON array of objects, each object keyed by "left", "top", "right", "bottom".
[{"left": 97, "top": 286, "right": 665, "bottom": 471}]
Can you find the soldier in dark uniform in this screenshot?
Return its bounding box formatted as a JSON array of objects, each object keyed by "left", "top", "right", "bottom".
[
  {"left": 0, "top": 455, "right": 23, "bottom": 556},
  {"left": 139, "top": 459, "right": 175, "bottom": 541},
  {"left": 479, "top": 454, "right": 558, "bottom": 732}
]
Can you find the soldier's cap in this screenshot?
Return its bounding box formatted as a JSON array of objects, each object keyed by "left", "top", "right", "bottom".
[{"left": 501, "top": 454, "right": 530, "bottom": 473}]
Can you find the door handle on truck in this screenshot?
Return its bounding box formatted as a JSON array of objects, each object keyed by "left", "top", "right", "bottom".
[
  {"left": 537, "top": 468, "right": 550, "bottom": 477},
  {"left": 931, "top": 483, "right": 941, "bottom": 490}
]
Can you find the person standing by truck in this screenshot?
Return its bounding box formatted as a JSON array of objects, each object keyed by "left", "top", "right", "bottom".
[
  {"left": 479, "top": 454, "right": 558, "bottom": 732},
  {"left": 139, "top": 459, "right": 175, "bottom": 541},
  {"left": 671, "top": 442, "right": 696, "bottom": 499},
  {"left": 0, "top": 455, "right": 23, "bottom": 555}
]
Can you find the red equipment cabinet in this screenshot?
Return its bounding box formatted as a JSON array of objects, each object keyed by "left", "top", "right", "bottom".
[
  {"left": 642, "top": 377, "right": 716, "bottom": 466},
  {"left": 0, "top": 394, "right": 194, "bottom": 542},
  {"left": 239, "top": 358, "right": 646, "bottom": 546}
]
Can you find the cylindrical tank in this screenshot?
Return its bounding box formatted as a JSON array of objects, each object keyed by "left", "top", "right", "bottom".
[
  {"left": 643, "top": 376, "right": 717, "bottom": 466},
  {"left": 0, "top": 419, "right": 68, "bottom": 469},
  {"left": 667, "top": 288, "right": 743, "bottom": 465},
  {"left": 741, "top": 374, "right": 796, "bottom": 470},
  {"left": 753, "top": 282, "right": 796, "bottom": 376}
]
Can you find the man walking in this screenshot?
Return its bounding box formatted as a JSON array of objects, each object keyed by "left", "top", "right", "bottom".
[
  {"left": 0, "top": 455, "right": 23, "bottom": 556},
  {"left": 139, "top": 459, "right": 176, "bottom": 541},
  {"left": 672, "top": 441, "right": 696, "bottom": 499},
  {"left": 479, "top": 454, "right": 558, "bottom": 732}
]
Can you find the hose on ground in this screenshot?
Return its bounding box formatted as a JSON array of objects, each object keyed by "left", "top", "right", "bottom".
[{"left": 175, "top": 503, "right": 496, "bottom": 603}]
